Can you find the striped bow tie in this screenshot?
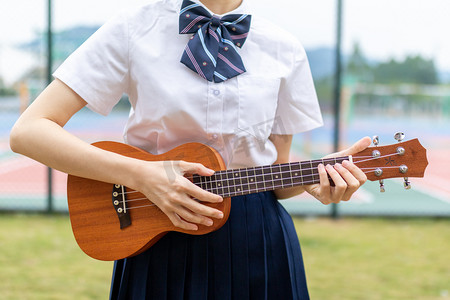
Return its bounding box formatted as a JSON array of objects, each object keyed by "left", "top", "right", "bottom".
[{"left": 179, "top": 0, "right": 252, "bottom": 83}]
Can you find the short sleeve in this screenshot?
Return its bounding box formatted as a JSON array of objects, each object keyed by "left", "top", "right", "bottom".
[
  {"left": 271, "top": 41, "right": 323, "bottom": 135},
  {"left": 53, "top": 13, "right": 130, "bottom": 116}
]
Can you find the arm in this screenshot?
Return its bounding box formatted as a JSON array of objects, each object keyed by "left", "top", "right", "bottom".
[
  {"left": 10, "top": 79, "right": 223, "bottom": 230},
  {"left": 269, "top": 134, "right": 371, "bottom": 204}
]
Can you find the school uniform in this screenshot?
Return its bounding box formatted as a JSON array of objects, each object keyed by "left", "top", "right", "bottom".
[{"left": 54, "top": 0, "right": 323, "bottom": 298}]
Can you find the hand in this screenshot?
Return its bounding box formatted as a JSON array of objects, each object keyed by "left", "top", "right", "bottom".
[
  {"left": 135, "top": 160, "right": 224, "bottom": 231},
  {"left": 305, "top": 137, "right": 372, "bottom": 204}
]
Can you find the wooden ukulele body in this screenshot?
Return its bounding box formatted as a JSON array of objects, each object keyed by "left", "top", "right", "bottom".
[{"left": 67, "top": 142, "right": 229, "bottom": 261}]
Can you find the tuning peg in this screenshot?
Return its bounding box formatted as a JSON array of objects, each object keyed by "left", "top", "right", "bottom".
[
  {"left": 403, "top": 177, "right": 411, "bottom": 189},
  {"left": 372, "top": 135, "right": 379, "bottom": 146},
  {"left": 379, "top": 179, "right": 385, "bottom": 193},
  {"left": 394, "top": 132, "right": 405, "bottom": 143}
]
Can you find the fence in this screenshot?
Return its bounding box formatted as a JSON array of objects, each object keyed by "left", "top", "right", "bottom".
[
  {"left": 2, "top": 0, "right": 449, "bottom": 217},
  {"left": 0, "top": 97, "right": 128, "bottom": 212},
  {"left": 1, "top": 95, "right": 449, "bottom": 217}
]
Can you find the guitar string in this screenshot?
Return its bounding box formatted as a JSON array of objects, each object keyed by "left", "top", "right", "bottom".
[
  {"left": 123, "top": 167, "right": 390, "bottom": 210},
  {"left": 126, "top": 203, "right": 157, "bottom": 210},
  {"left": 352, "top": 153, "right": 398, "bottom": 164},
  {"left": 196, "top": 153, "right": 399, "bottom": 187},
  {"left": 119, "top": 167, "right": 394, "bottom": 210},
  {"left": 117, "top": 152, "right": 400, "bottom": 198},
  {"left": 198, "top": 152, "right": 400, "bottom": 186},
  {"left": 114, "top": 151, "right": 403, "bottom": 211}
]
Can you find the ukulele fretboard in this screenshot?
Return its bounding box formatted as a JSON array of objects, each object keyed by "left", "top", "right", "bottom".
[{"left": 192, "top": 156, "right": 349, "bottom": 198}]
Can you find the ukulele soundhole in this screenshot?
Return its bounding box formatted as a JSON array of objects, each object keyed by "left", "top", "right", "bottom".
[{"left": 112, "top": 184, "right": 132, "bottom": 229}]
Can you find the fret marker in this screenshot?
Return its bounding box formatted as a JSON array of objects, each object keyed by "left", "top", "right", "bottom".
[
  {"left": 250, "top": 179, "right": 254, "bottom": 182},
  {"left": 218, "top": 183, "right": 221, "bottom": 187},
  {"left": 237, "top": 188, "right": 241, "bottom": 191},
  {"left": 294, "top": 173, "right": 298, "bottom": 176},
  {"left": 275, "top": 175, "right": 279, "bottom": 179},
  {"left": 235, "top": 173, "right": 238, "bottom": 177}
]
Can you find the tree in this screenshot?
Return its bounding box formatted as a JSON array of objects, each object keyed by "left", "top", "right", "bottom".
[
  {"left": 346, "top": 42, "right": 372, "bottom": 82},
  {"left": 0, "top": 76, "right": 17, "bottom": 96},
  {"left": 373, "top": 55, "right": 438, "bottom": 84}
]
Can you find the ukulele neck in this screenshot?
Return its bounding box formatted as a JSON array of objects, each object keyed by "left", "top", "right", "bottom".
[{"left": 193, "top": 156, "right": 350, "bottom": 197}]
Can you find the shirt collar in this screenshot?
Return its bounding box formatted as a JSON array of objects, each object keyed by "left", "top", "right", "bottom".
[{"left": 179, "top": 0, "right": 249, "bottom": 17}]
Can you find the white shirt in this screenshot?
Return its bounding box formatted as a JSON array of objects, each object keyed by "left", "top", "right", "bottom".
[{"left": 53, "top": 0, "right": 323, "bottom": 168}]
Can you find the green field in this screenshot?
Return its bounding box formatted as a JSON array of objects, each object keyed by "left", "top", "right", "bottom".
[{"left": 1, "top": 214, "right": 449, "bottom": 300}]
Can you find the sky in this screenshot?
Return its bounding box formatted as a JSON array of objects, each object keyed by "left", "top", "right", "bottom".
[{"left": 0, "top": 0, "right": 449, "bottom": 84}]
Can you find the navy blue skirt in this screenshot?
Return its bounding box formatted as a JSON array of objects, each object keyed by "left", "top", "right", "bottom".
[{"left": 109, "top": 191, "right": 309, "bottom": 300}]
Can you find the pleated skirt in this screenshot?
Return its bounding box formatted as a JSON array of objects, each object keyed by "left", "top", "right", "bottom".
[{"left": 109, "top": 191, "right": 309, "bottom": 300}]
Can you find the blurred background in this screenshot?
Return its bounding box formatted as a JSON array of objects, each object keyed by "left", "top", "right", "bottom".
[{"left": 0, "top": 0, "right": 449, "bottom": 299}]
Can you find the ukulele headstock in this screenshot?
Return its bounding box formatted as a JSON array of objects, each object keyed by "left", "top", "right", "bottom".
[{"left": 352, "top": 133, "right": 428, "bottom": 192}]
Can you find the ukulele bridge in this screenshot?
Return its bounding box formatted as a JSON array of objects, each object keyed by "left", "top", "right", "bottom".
[{"left": 112, "top": 184, "right": 132, "bottom": 229}]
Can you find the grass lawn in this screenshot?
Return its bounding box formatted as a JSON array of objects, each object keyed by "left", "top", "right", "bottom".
[
  {"left": 0, "top": 214, "right": 449, "bottom": 299},
  {"left": 295, "top": 218, "right": 450, "bottom": 300}
]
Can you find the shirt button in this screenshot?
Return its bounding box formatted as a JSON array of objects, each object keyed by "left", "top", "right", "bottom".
[
  {"left": 212, "top": 134, "right": 218, "bottom": 140},
  {"left": 213, "top": 89, "right": 220, "bottom": 96}
]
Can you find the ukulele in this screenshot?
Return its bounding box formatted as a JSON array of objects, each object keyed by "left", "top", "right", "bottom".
[{"left": 67, "top": 137, "right": 428, "bottom": 261}]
